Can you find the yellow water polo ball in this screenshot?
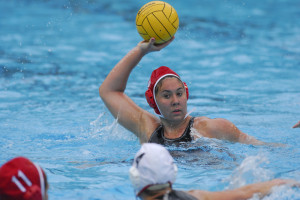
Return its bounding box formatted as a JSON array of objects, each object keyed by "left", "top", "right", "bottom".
[{"left": 136, "top": 1, "right": 179, "bottom": 44}]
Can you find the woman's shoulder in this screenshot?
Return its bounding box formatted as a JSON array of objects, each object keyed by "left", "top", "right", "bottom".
[
  {"left": 193, "top": 116, "right": 231, "bottom": 125},
  {"left": 139, "top": 111, "right": 161, "bottom": 141},
  {"left": 191, "top": 116, "right": 215, "bottom": 138},
  {"left": 193, "top": 116, "right": 211, "bottom": 124},
  {"left": 193, "top": 116, "right": 233, "bottom": 129}
]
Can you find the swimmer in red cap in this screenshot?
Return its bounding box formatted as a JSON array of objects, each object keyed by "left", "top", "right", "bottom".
[
  {"left": 0, "top": 157, "right": 49, "bottom": 200},
  {"left": 99, "top": 37, "right": 265, "bottom": 145}
]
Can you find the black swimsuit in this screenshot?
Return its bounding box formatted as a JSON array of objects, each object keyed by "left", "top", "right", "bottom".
[{"left": 148, "top": 117, "right": 195, "bottom": 145}]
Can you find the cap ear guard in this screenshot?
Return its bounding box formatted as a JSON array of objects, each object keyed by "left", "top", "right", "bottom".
[
  {"left": 145, "top": 89, "right": 155, "bottom": 109},
  {"left": 24, "top": 185, "right": 42, "bottom": 200},
  {"left": 183, "top": 82, "right": 189, "bottom": 99},
  {"left": 129, "top": 166, "right": 140, "bottom": 191},
  {"left": 145, "top": 89, "right": 160, "bottom": 114}
]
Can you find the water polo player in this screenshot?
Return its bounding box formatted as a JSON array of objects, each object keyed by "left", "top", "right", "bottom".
[
  {"left": 0, "top": 157, "right": 49, "bottom": 200},
  {"left": 99, "top": 37, "right": 264, "bottom": 145},
  {"left": 129, "top": 143, "right": 299, "bottom": 200}
]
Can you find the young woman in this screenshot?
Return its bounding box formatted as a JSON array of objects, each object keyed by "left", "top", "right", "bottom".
[{"left": 99, "top": 37, "right": 264, "bottom": 145}]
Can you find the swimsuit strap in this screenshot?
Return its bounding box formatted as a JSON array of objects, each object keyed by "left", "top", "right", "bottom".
[
  {"left": 148, "top": 117, "right": 195, "bottom": 145},
  {"left": 161, "top": 117, "right": 195, "bottom": 141}
]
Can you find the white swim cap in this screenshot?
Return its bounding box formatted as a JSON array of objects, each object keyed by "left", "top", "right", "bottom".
[{"left": 129, "top": 143, "right": 177, "bottom": 196}]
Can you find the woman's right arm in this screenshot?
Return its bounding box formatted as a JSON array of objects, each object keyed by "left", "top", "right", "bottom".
[
  {"left": 99, "top": 38, "right": 174, "bottom": 141},
  {"left": 188, "top": 179, "right": 300, "bottom": 200}
]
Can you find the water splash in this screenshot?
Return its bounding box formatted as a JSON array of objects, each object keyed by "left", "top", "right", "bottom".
[
  {"left": 89, "top": 112, "right": 136, "bottom": 141},
  {"left": 190, "top": 127, "right": 204, "bottom": 139},
  {"left": 89, "top": 112, "right": 118, "bottom": 136},
  {"left": 226, "top": 153, "right": 273, "bottom": 189},
  {"left": 249, "top": 185, "right": 300, "bottom": 200}
]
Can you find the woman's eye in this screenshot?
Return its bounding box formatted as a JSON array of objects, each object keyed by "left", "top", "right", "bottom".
[
  {"left": 163, "top": 94, "right": 170, "bottom": 98},
  {"left": 177, "top": 92, "right": 182, "bottom": 96}
]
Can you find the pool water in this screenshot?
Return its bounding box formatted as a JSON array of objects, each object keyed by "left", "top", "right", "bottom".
[{"left": 0, "top": 0, "right": 299, "bottom": 199}]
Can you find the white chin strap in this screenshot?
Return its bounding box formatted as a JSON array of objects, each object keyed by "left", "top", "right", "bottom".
[
  {"left": 33, "top": 163, "right": 45, "bottom": 199},
  {"left": 184, "top": 107, "right": 196, "bottom": 119}
]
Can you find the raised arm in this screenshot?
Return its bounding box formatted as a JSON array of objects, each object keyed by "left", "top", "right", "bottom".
[
  {"left": 99, "top": 38, "right": 174, "bottom": 142},
  {"left": 188, "top": 179, "right": 299, "bottom": 200}
]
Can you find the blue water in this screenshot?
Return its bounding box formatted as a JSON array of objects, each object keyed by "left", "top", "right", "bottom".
[{"left": 0, "top": 0, "right": 300, "bottom": 199}]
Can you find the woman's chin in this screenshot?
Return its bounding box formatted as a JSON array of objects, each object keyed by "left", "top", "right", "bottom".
[{"left": 164, "top": 112, "right": 186, "bottom": 122}]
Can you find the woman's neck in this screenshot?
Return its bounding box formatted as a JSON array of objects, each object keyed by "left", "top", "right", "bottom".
[{"left": 160, "top": 116, "right": 191, "bottom": 139}]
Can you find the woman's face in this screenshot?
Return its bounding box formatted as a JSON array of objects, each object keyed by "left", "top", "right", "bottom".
[{"left": 155, "top": 77, "right": 187, "bottom": 122}]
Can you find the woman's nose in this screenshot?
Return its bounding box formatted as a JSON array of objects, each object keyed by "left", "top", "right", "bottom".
[{"left": 171, "top": 94, "right": 180, "bottom": 105}]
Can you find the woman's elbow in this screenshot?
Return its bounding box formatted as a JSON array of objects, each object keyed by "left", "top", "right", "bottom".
[{"left": 99, "top": 84, "right": 105, "bottom": 99}]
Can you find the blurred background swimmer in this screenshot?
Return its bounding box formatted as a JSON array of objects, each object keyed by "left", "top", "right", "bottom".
[
  {"left": 293, "top": 121, "right": 300, "bottom": 128},
  {"left": 0, "top": 157, "right": 48, "bottom": 200},
  {"left": 129, "top": 143, "right": 300, "bottom": 200},
  {"left": 99, "top": 38, "right": 268, "bottom": 146}
]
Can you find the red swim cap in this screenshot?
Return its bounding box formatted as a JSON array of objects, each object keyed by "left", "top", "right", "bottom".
[
  {"left": 0, "top": 157, "right": 46, "bottom": 200},
  {"left": 145, "top": 66, "right": 189, "bottom": 115}
]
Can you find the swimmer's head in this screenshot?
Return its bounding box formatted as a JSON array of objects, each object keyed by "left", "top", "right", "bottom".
[
  {"left": 145, "top": 66, "right": 189, "bottom": 115},
  {"left": 0, "top": 157, "right": 48, "bottom": 200},
  {"left": 129, "top": 143, "right": 177, "bottom": 197}
]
